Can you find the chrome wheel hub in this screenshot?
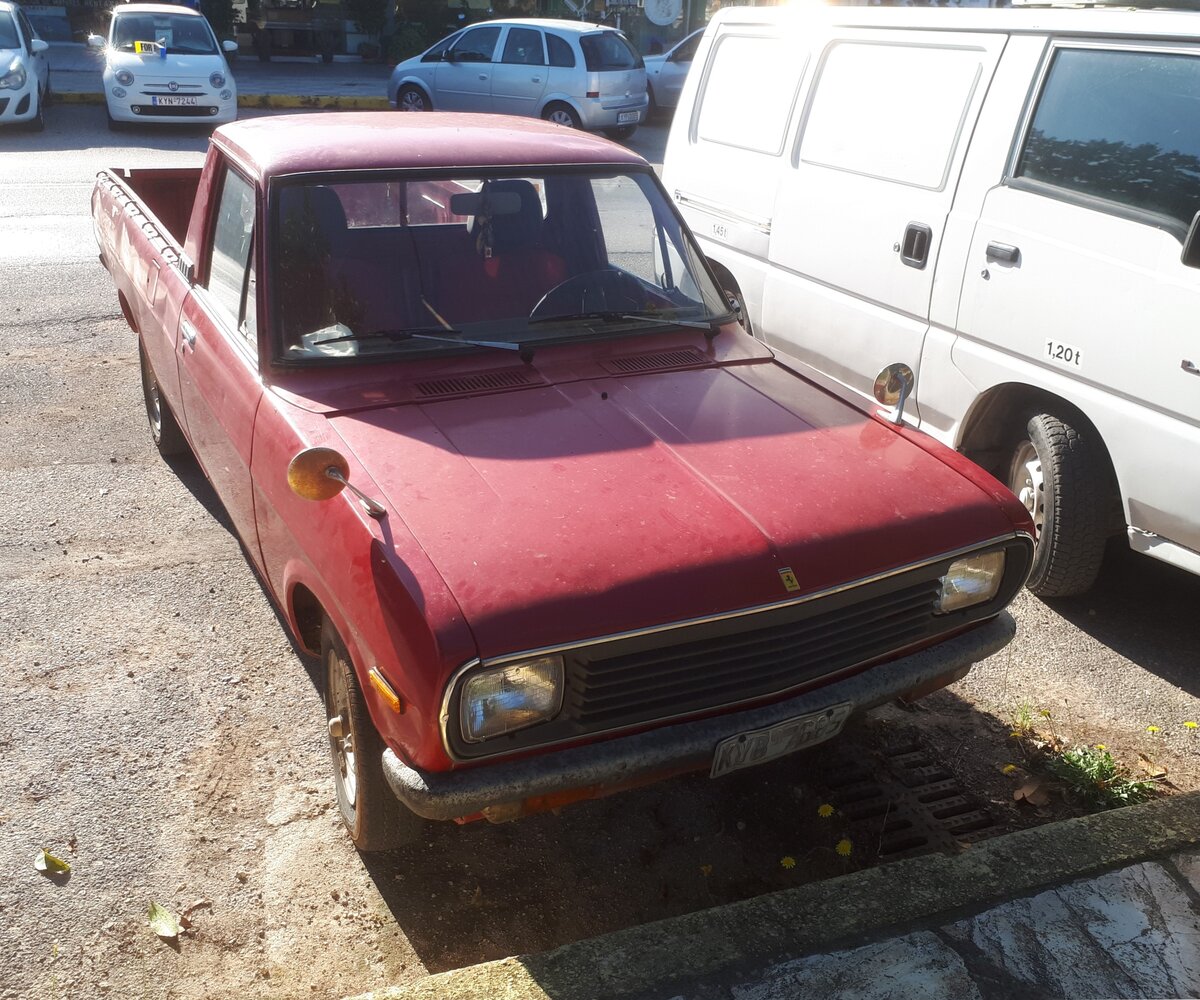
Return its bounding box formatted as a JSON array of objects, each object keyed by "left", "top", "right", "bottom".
[
  {"left": 327, "top": 658, "right": 357, "bottom": 807},
  {"left": 1010, "top": 440, "right": 1045, "bottom": 538}
]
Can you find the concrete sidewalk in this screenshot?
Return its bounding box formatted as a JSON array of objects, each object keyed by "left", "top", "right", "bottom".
[
  {"left": 348, "top": 794, "right": 1200, "bottom": 1000},
  {"left": 48, "top": 43, "right": 392, "bottom": 109}
]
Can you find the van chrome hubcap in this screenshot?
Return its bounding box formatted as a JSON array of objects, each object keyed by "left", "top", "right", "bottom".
[{"left": 1010, "top": 440, "right": 1045, "bottom": 538}]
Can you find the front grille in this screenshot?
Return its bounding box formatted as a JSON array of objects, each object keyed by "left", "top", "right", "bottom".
[
  {"left": 133, "top": 105, "right": 216, "bottom": 117},
  {"left": 568, "top": 580, "right": 939, "bottom": 728}
]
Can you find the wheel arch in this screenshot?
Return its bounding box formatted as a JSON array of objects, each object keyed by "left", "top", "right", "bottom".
[
  {"left": 538, "top": 96, "right": 583, "bottom": 121},
  {"left": 289, "top": 581, "right": 326, "bottom": 656},
  {"left": 117, "top": 290, "right": 138, "bottom": 334},
  {"left": 394, "top": 78, "right": 434, "bottom": 108}
]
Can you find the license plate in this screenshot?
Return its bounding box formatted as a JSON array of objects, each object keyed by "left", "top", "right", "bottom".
[
  {"left": 151, "top": 96, "right": 198, "bottom": 107},
  {"left": 617, "top": 111, "right": 639, "bottom": 124},
  {"left": 710, "top": 702, "right": 852, "bottom": 778}
]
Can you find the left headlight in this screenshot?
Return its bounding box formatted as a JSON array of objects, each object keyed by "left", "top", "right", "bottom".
[
  {"left": 0, "top": 58, "right": 26, "bottom": 90},
  {"left": 460, "top": 655, "right": 564, "bottom": 743},
  {"left": 935, "top": 551, "right": 1006, "bottom": 614},
  {"left": 209, "top": 71, "right": 226, "bottom": 88}
]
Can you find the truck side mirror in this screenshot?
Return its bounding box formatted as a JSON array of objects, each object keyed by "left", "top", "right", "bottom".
[{"left": 1181, "top": 210, "right": 1200, "bottom": 270}]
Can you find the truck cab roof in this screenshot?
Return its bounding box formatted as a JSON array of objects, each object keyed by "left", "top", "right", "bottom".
[{"left": 214, "top": 112, "right": 646, "bottom": 181}]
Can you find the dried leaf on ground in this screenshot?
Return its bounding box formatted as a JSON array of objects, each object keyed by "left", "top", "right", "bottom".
[
  {"left": 34, "top": 849, "right": 71, "bottom": 875},
  {"left": 1137, "top": 754, "right": 1168, "bottom": 780},
  {"left": 147, "top": 901, "right": 181, "bottom": 939},
  {"left": 1014, "top": 780, "right": 1050, "bottom": 807}
]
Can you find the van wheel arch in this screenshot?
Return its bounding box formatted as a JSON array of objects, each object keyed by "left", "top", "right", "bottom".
[{"left": 959, "top": 385, "right": 1124, "bottom": 596}]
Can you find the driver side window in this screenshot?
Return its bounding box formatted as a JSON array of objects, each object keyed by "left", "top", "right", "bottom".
[
  {"left": 206, "top": 165, "right": 258, "bottom": 353},
  {"left": 450, "top": 26, "right": 500, "bottom": 63}
]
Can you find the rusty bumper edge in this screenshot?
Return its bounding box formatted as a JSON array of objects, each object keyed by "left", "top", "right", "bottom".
[{"left": 382, "top": 612, "right": 1015, "bottom": 821}]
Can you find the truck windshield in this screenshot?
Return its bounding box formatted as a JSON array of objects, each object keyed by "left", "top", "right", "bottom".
[
  {"left": 272, "top": 169, "right": 730, "bottom": 363},
  {"left": 112, "top": 13, "right": 217, "bottom": 54}
]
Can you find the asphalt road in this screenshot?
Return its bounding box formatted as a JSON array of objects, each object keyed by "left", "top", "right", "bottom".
[{"left": 2, "top": 106, "right": 1198, "bottom": 1000}]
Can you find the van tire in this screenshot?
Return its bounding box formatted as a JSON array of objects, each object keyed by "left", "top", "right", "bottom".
[
  {"left": 542, "top": 102, "right": 581, "bottom": 129},
  {"left": 396, "top": 85, "right": 430, "bottom": 112},
  {"left": 1008, "top": 411, "right": 1109, "bottom": 597}
]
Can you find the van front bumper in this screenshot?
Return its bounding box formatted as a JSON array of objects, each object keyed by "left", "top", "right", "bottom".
[{"left": 382, "top": 612, "right": 1014, "bottom": 821}]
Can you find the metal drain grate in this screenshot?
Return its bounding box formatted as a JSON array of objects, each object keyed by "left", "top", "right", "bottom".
[{"left": 814, "top": 737, "right": 1001, "bottom": 861}]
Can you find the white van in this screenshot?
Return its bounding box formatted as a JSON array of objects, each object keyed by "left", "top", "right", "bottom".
[{"left": 662, "top": 4, "right": 1200, "bottom": 597}]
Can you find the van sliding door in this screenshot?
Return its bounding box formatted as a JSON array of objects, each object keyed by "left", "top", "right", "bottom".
[{"left": 764, "top": 31, "right": 1005, "bottom": 419}]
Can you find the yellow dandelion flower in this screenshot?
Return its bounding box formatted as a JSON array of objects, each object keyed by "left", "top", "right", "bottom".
[
  {"left": 699, "top": 864, "right": 713, "bottom": 877},
  {"left": 817, "top": 803, "right": 835, "bottom": 819},
  {"left": 1001, "top": 763, "right": 1018, "bottom": 775},
  {"left": 835, "top": 839, "right": 853, "bottom": 857},
  {"left": 1147, "top": 725, "right": 1161, "bottom": 734},
  {"left": 780, "top": 856, "right": 796, "bottom": 870},
  {"left": 1095, "top": 744, "right": 1107, "bottom": 751},
  {"left": 1185, "top": 722, "right": 1198, "bottom": 730}
]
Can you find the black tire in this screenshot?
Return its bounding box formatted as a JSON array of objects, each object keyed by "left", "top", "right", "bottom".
[
  {"left": 1008, "top": 411, "right": 1111, "bottom": 597},
  {"left": 604, "top": 124, "right": 638, "bottom": 141},
  {"left": 322, "top": 620, "right": 423, "bottom": 851},
  {"left": 27, "top": 88, "right": 45, "bottom": 132},
  {"left": 138, "top": 341, "right": 188, "bottom": 457},
  {"left": 542, "top": 102, "right": 581, "bottom": 129},
  {"left": 395, "top": 84, "right": 429, "bottom": 112}
]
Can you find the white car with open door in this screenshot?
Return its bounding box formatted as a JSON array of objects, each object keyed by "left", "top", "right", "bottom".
[{"left": 88, "top": 3, "right": 237, "bottom": 128}]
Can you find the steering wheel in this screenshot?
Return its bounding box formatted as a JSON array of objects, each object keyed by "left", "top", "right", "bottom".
[{"left": 528, "top": 267, "right": 651, "bottom": 322}]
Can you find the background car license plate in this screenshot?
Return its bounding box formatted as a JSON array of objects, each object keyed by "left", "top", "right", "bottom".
[
  {"left": 617, "top": 111, "right": 639, "bottom": 124},
  {"left": 710, "top": 702, "right": 853, "bottom": 778},
  {"left": 152, "top": 96, "right": 198, "bottom": 107}
]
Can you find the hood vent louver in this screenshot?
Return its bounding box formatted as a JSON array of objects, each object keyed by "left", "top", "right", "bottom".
[
  {"left": 415, "top": 370, "right": 536, "bottom": 398},
  {"left": 603, "top": 348, "right": 710, "bottom": 375}
]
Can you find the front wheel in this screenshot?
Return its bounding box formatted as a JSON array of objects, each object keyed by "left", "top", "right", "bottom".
[
  {"left": 323, "top": 620, "right": 423, "bottom": 851},
  {"left": 395, "top": 84, "right": 429, "bottom": 112},
  {"left": 1008, "top": 411, "right": 1111, "bottom": 597},
  {"left": 27, "top": 88, "right": 45, "bottom": 132},
  {"left": 542, "top": 102, "right": 581, "bottom": 129}
]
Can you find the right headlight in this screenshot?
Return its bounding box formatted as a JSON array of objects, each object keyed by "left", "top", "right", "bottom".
[
  {"left": 935, "top": 550, "right": 1006, "bottom": 614},
  {"left": 460, "top": 655, "right": 564, "bottom": 743},
  {"left": 115, "top": 69, "right": 135, "bottom": 87},
  {"left": 0, "top": 58, "right": 26, "bottom": 90}
]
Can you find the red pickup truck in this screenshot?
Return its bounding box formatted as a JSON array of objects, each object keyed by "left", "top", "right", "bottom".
[{"left": 93, "top": 113, "right": 1034, "bottom": 850}]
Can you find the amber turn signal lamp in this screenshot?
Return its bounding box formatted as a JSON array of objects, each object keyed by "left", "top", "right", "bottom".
[
  {"left": 368, "top": 668, "right": 404, "bottom": 714},
  {"left": 287, "top": 447, "right": 350, "bottom": 502}
]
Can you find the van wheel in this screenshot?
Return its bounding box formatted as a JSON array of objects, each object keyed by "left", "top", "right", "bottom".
[
  {"left": 542, "top": 102, "right": 581, "bottom": 129},
  {"left": 1008, "top": 411, "right": 1109, "bottom": 597},
  {"left": 139, "top": 341, "right": 188, "bottom": 457},
  {"left": 323, "top": 619, "right": 423, "bottom": 851}
]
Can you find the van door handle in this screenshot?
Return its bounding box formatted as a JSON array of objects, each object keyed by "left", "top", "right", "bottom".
[
  {"left": 986, "top": 241, "right": 1020, "bottom": 263},
  {"left": 181, "top": 320, "right": 198, "bottom": 351},
  {"left": 900, "top": 223, "right": 932, "bottom": 270},
  {"left": 1183, "top": 359, "right": 1200, "bottom": 376}
]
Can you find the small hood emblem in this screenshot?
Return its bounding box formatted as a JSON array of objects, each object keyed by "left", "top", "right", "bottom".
[{"left": 168, "top": 81, "right": 179, "bottom": 92}]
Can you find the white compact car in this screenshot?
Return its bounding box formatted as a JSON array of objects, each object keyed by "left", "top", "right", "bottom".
[
  {"left": 643, "top": 28, "right": 701, "bottom": 116},
  {"left": 88, "top": 3, "right": 237, "bottom": 128},
  {"left": 0, "top": 0, "right": 50, "bottom": 131},
  {"left": 387, "top": 19, "right": 648, "bottom": 138}
]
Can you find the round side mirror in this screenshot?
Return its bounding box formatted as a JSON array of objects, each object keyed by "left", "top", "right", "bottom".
[
  {"left": 86, "top": 34, "right": 105, "bottom": 50},
  {"left": 222, "top": 39, "right": 238, "bottom": 53},
  {"left": 31, "top": 38, "right": 49, "bottom": 54},
  {"left": 873, "top": 363, "right": 915, "bottom": 424},
  {"left": 287, "top": 447, "right": 349, "bottom": 502}
]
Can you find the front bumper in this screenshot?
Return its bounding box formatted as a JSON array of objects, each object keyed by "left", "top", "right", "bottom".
[
  {"left": 383, "top": 612, "right": 1014, "bottom": 821},
  {"left": 0, "top": 79, "right": 38, "bottom": 124},
  {"left": 106, "top": 87, "right": 237, "bottom": 124}
]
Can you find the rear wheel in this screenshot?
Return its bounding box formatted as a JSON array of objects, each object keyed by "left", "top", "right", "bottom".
[
  {"left": 395, "top": 84, "right": 429, "bottom": 112},
  {"left": 542, "top": 102, "right": 581, "bottom": 129},
  {"left": 604, "top": 124, "right": 638, "bottom": 141},
  {"left": 139, "top": 341, "right": 188, "bottom": 457},
  {"left": 1008, "top": 411, "right": 1111, "bottom": 597},
  {"left": 323, "top": 619, "right": 423, "bottom": 851}
]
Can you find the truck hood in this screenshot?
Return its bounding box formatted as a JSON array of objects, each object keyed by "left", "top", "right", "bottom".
[{"left": 329, "top": 361, "right": 1017, "bottom": 658}]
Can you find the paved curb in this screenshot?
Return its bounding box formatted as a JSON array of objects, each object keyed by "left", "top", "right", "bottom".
[
  {"left": 346, "top": 792, "right": 1200, "bottom": 1000},
  {"left": 53, "top": 91, "right": 389, "bottom": 110}
]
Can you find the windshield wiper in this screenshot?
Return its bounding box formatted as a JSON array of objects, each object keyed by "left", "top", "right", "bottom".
[
  {"left": 312, "top": 327, "right": 523, "bottom": 353},
  {"left": 528, "top": 310, "right": 716, "bottom": 332}
]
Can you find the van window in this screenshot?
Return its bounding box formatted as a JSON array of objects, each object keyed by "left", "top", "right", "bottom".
[
  {"left": 421, "top": 31, "right": 461, "bottom": 63},
  {"left": 697, "top": 35, "right": 806, "bottom": 155},
  {"left": 546, "top": 33, "right": 575, "bottom": 68},
  {"left": 799, "top": 42, "right": 983, "bottom": 190},
  {"left": 450, "top": 25, "right": 500, "bottom": 63},
  {"left": 502, "top": 27, "right": 544, "bottom": 66},
  {"left": 1016, "top": 48, "right": 1200, "bottom": 232},
  {"left": 580, "top": 32, "right": 643, "bottom": 71}
]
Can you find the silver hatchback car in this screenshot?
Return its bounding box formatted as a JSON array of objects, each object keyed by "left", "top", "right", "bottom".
[{"left": 387, "top": 18, "right": 648, "bottom": 138}]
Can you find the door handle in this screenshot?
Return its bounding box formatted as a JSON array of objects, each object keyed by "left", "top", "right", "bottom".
[
  {"left": 986, "top": 241, "right": 1020, "bottom": 263},
  {"left": 532, "top": 76, "right": 541, "bottom": 83},
  {"left": 899, "top": 222, "right": 932, "bottom": 270},
  {"left": 181, "top": 320, "right": 198, "bottom": 350},
  {"left": 1183, "top": 359, "right": 1200, "bottom": 376},
  {"left": 478, "top": 73, "right": 487, "bottom": 81}
]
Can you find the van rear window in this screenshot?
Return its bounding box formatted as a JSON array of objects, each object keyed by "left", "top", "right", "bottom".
[{"left": 580, "top": 32, "right": 643, "bottom": 71}]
